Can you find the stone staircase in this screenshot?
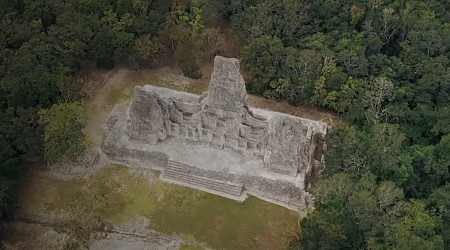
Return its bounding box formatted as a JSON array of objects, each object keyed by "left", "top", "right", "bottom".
[{"left": 162, "top": 161, "right": 244, "bottom": 199}]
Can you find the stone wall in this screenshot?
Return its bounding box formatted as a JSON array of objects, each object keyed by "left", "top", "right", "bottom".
[
  {"left": 127, "top": 89, "right": 167, "bottom": 145},
  {"left": 103, "top": 118, "right": 169, "bottom": 170},
  {"left": 164, "top": 160, "right": 309, "bottom": 209}
]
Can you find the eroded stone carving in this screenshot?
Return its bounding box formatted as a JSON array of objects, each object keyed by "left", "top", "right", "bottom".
[
  {"left": 264, "top": 116, "right": 310, "bottom": 176},
  {"left": 127, "top": 90, "right": 167, "bottom": 145},
  {"left": 102, "top": 56, "right": 328, "bottom": 210}
]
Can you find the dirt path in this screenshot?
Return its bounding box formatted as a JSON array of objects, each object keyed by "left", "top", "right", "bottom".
[{"left": 83, "top": 69, "right": 116, "bottom": 148}]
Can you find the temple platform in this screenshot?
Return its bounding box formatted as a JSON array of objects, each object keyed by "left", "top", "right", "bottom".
[{"left": 102, "top": 56, "right": 328, "bottom": 211}]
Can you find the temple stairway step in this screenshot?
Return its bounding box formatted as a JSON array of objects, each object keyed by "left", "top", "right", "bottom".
[
  {"left": 162, "top": 161, "right": 244, "bottom": 197},
  {"left": 163, "top": 169, "right": 243, "bottom": 196},
  {"left": 165, "top": 170, "right": 242, "bottom": 193}
]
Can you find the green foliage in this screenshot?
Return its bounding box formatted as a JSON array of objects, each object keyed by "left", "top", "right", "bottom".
[
  {"left": 134, "top": 35, "right": 167, "bottom": 66},
  {"left": 405, "top": 135, "right": 450, "bottom": 198},
  {"left": 236, "top": 0, "right": 450, "bottom": 146},
  {"left": 365, "top": 124, "right": 412, "bottom": 185},
  {"left": 313, "top": 173, "right": 405, "bottom": 234},
  {"left": 308, "top": 172, "right": 445, "bottom": 250},
  {"left": 92, "top": 30, "right": 115, "bottom": 69},
  {"left": 0, "top": 107, "right": 41, "bottom": 218},
  {"left": 324, "top": 124, "right": 412, "bottom": 185},
  {"left": 241, "top": 36, "right": 285, "bottom": 94},
  {"left": 157, "top": 13, "right": 191, "bottom": 53},
  {"left": 5, "top": 75, "right": 61, "bottom": 109},
  {"left": 426, "top": 183, "right": 450, "bottom": 248},
  {"left": 380, "top": 201, "right": 445, "bottom": 250},
  {"left": 231, "top": 0, "right": 310, "bottom": 45},
  {"left": 297, "top": 198, "right": 363, "bottom": 250},
  {"left": 40, "top": 102, "right": 88, "bottom": 164},
  {"left": 314, "top": 115, "right": 447, "bottom": 248},
  {"left": 176, "top": 38, "right": 203, "bottom": 79},
  {"left": 0, "top": 137, "right": 19, "bottom": 218},
  {"left": 177, "top": 6, "right": 204, "bottom": 30}
]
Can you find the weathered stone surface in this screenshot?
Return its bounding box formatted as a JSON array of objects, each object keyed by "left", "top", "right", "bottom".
[
  {"left": 201, "top": 56, "right": 249, "bottom": 113},
  {"left": 102, "top": 56, "right": 328, "bottom": 210},
  {"left": 127, "top": 89, "right": 167, "bottom": 145},
  {"left": 264, "top": 116, "right": 311, "bottom": 176}
]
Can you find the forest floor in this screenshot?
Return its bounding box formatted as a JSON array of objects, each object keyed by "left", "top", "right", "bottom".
[{"left": 1, "top": 62, "right": 341, "bottom": 250}]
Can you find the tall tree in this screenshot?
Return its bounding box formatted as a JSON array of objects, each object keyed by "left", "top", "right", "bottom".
[{"left": 40, "top": 102, "right": 87, "bottom": 164}]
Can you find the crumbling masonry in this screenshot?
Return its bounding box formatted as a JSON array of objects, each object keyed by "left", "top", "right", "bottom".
[{"left": 102, "top": 56, "right": 328, "bottom": 210}]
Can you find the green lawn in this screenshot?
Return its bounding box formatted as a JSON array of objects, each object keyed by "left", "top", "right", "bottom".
[
  {"left": 105, "top": 73, "right": 207, "bottom": 108},
  {"left": 21, "top": 165, "right": 300, "bottom": 250}
]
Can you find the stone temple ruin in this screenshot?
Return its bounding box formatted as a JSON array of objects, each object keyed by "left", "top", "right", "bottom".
[{"left": 103, "top": 56, "right": 328, "bottom": 210}]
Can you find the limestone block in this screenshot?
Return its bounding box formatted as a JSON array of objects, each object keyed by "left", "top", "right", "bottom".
[
  {"left": 127, "top": 87, "right": 167, "bottom": 145},
  {"left": 264, "top": 116, "right": 310, "bottom": 176},
  {"left": 201, "top": 56, "right": 249, "bottom": 113}
]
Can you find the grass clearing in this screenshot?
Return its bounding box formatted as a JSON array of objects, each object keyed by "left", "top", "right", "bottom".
[
  {"left": 104, "top": 71, "right": 209, "bottom": 109},
  {"left": 180, "top": 244, "right": 206, "bottom": 250},
  {"left": 105, "top": 75, "right": 176, "bottom": 108},
  {"left": 19, "top": 165, "right": 300, "bottom": 250},
  {"left": 105, "top": 80, "right": 143, "bottom": 107}
]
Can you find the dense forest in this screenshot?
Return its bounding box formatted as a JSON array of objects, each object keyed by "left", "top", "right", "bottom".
[{"left": 0, "top": 0, "right": 449, "bottom": 249}]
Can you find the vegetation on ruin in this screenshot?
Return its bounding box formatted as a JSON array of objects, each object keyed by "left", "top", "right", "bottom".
[{"left": 0, "top": 0, "right": 449, "bottom": 249}]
